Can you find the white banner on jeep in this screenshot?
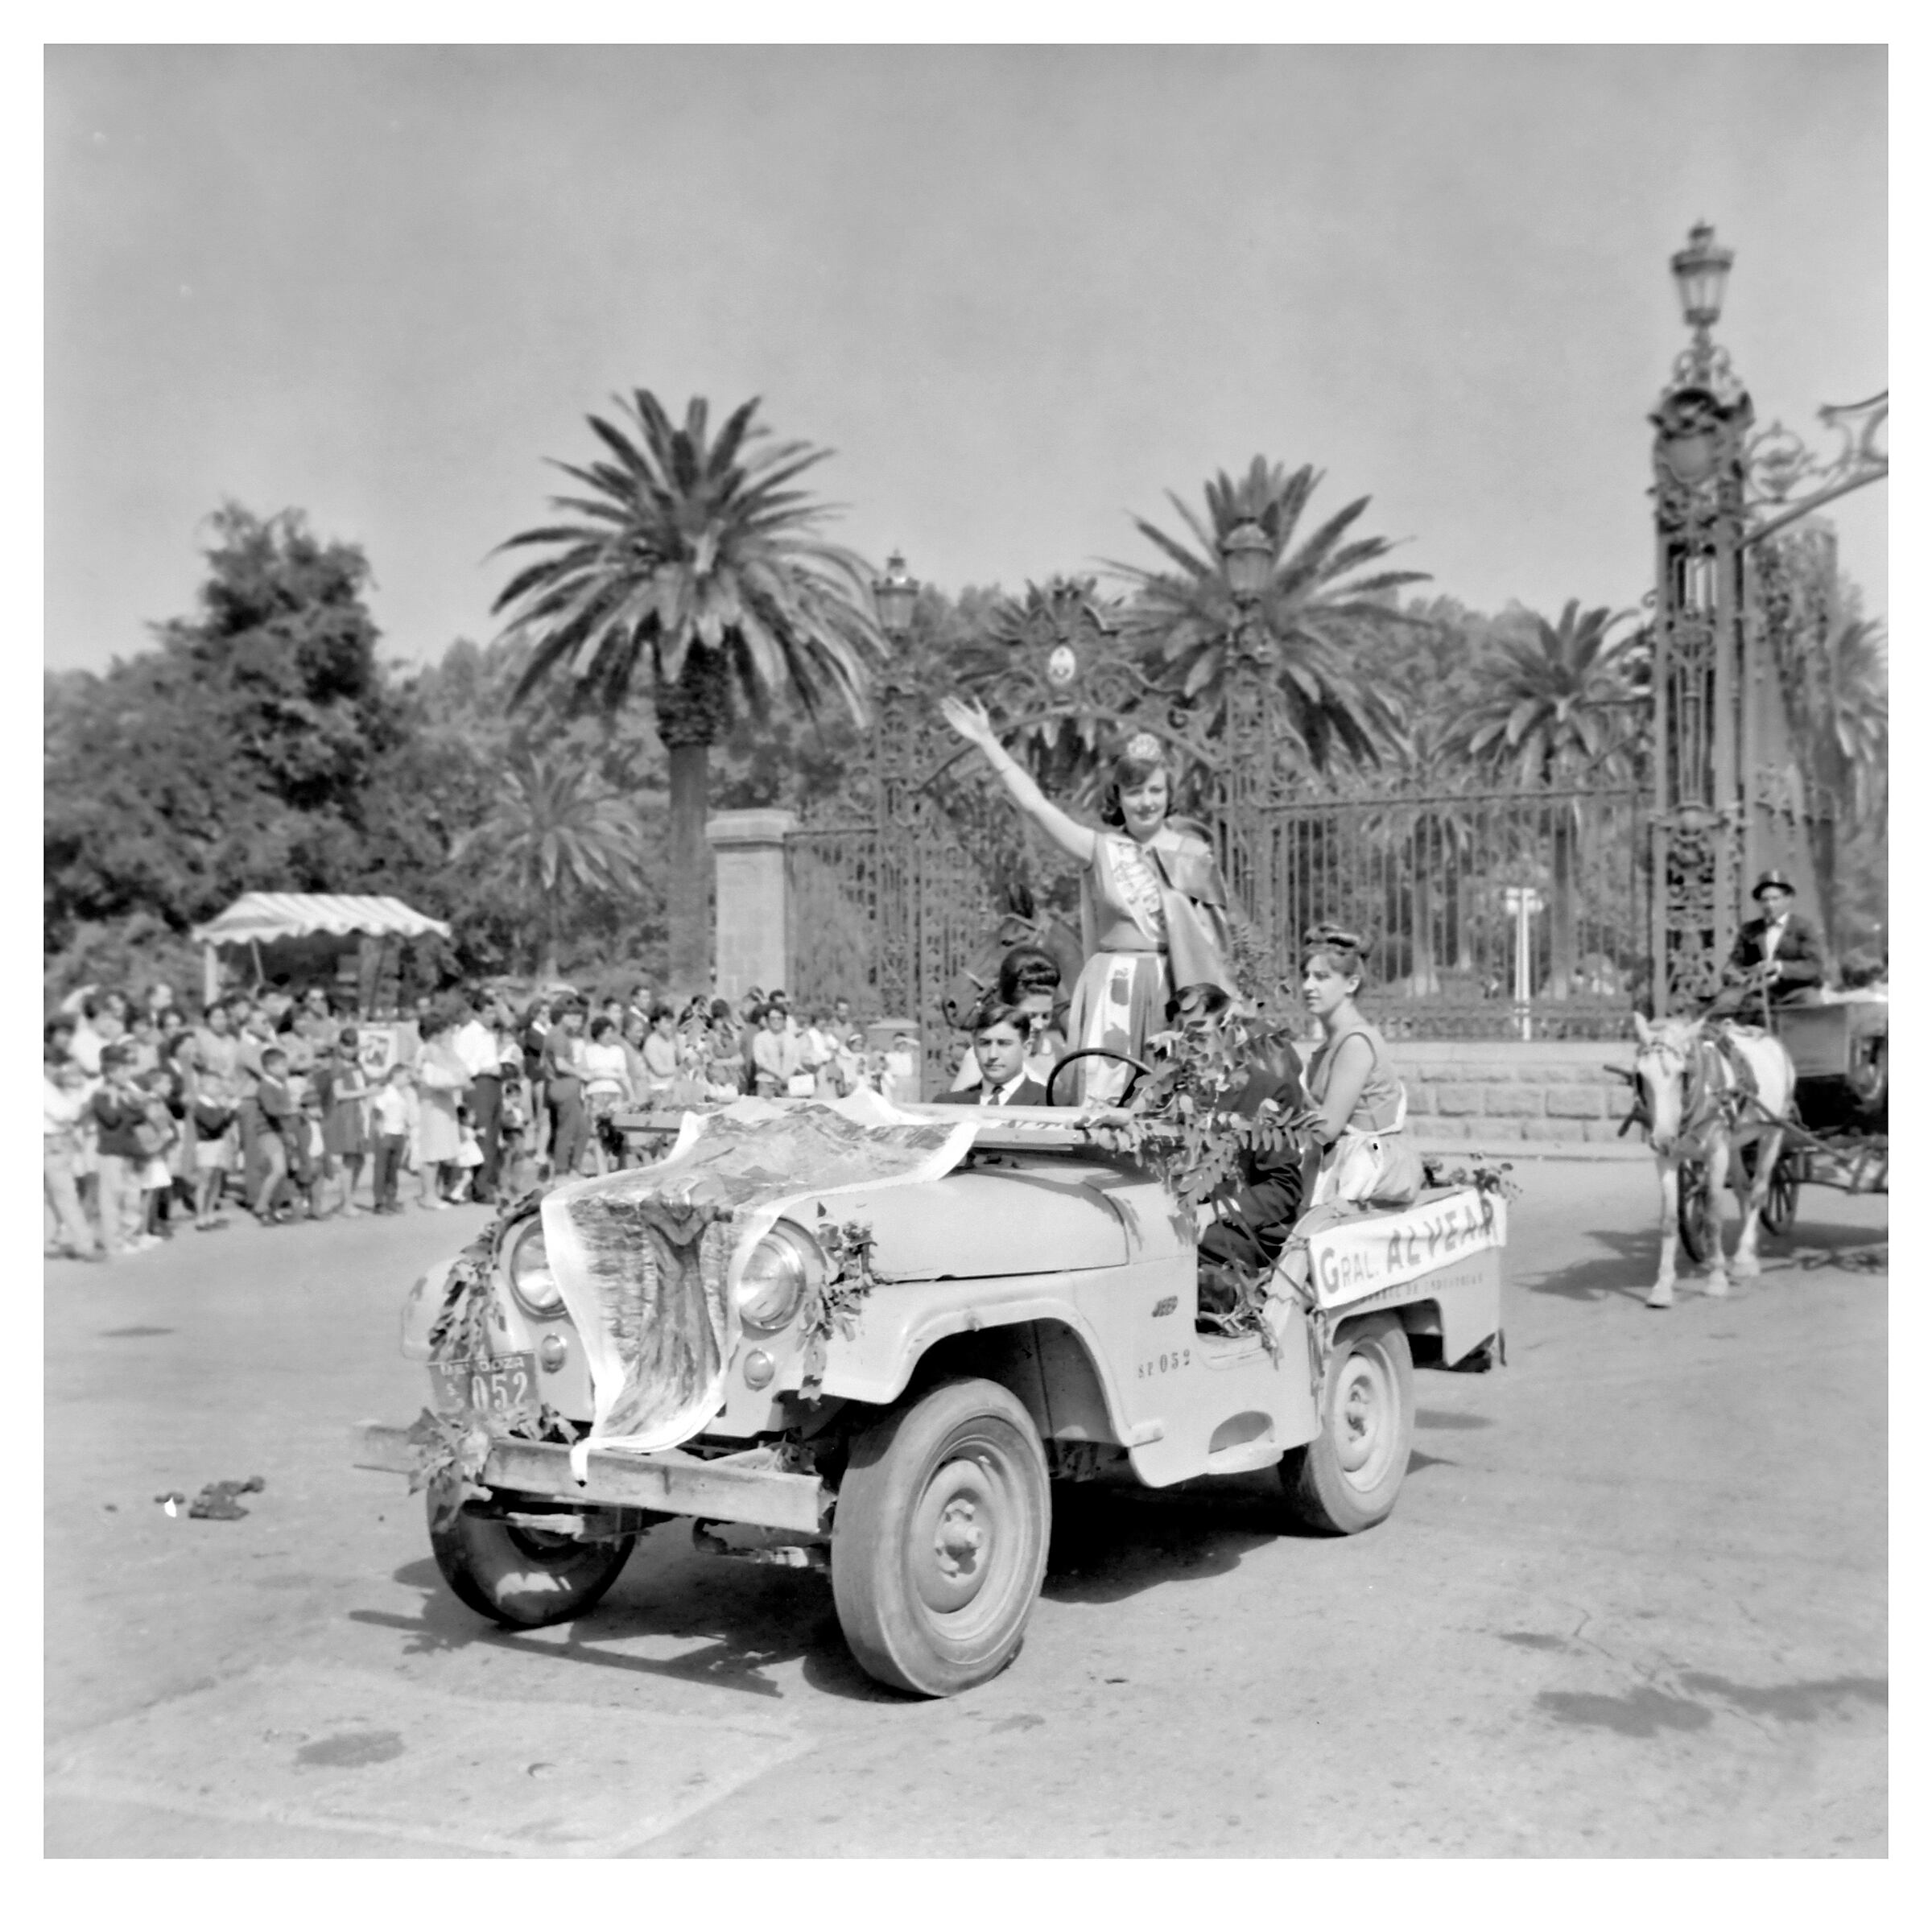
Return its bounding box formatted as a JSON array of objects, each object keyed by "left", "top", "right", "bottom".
[{"left": 1298, "top": 1187, "right": 1507, "bottom": 1313}]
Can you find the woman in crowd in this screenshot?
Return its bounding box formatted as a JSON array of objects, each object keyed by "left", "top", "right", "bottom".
[
  {"left": 188, "top": 1000, "right": 243, "bottom": 1229},
  {"left": 414, "top": 1012, "right": 470, "bottom": 1207},
  {"left": 316, "top": 1026, "right": 376, "bottom": 1215},
  {"left": 541, "top": 997, "right": 591, "bottom": 1178},
  {"left": 751, "top": 1001, "right": 799, "bottom": 1097},
  {"left": 580, "top": 1014, "right": 632, "bottom": 1172},
  {"left": 640, "top": 1004, "right": 681, "bottom": 1096},
  {"left": 939, "top": 700, "right": 1233, "bottom": 1102},
  {"left": 1290, "top": 922, "right": 1421, "bottom": 1218}
]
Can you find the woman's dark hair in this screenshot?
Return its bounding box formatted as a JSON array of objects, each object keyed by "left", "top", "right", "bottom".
[
  {"left": 590, "top": 1016, "right": 615, "bottom": 1041},
  {"left": 651, "top": 1005, "right": 676, "bottom": 1027},
  {"left": 419, "top": 1011, "right": 449, "bottom": 1039},
  {"left": 970, "top": 997, "right": 1026, "bottom": 1037},
  {"left": 996, "top": 943, "right": 1061, "bottom": 1001},
  {"left": 709, "top": 997, "right": 732, "bottom": 1021},
  {"left": 1301, "top": 921, "right": 1370, "bottom": 981},
  {"left": 1098, "top": 735, "right": 1174, "bottom": 829}
]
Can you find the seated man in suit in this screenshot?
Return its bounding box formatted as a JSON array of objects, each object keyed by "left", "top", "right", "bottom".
[
  {"left": 1176, "top": 986, "right": 1311, "bottom": 1323},
  {"left": 933, "top": 1000, "right": 1051, "bottom": 1108},
  {"left": 1707, "top": 869, "right": 1826, "bottom": 1021}
]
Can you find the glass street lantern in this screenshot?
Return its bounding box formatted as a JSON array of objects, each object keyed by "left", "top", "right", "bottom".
[
  {"left": 1220, "top": 519, "right": 1274, "bottom": 600},
  {"left": 1670, "top": 221, "right": 1734, "bottom": 334},
  {"left": 872, "top": 551, "right": 919, "bottom": 638}
]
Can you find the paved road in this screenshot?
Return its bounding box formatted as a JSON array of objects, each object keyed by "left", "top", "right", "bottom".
[{"left": 44, "top": 1160, "right": 1887, "bottom": 1857}]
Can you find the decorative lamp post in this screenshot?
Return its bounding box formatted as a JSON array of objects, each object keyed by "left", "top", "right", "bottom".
[
  {"left": 1220, "top": 518, "right": 1274, "bottom": 601},
  {"left": 872, "top": 551, "right": 919, "bottom": 641},
  {"left": 1669, "top": 221, "right": 1735, "bottom": 379}
]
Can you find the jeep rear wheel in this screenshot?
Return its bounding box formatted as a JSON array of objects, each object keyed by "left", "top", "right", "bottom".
[
  {"left": 1280, "top": 1310, "right": 1414, "bottom": 1534},
  {"left": 831, "top": 1377, "right": 1051, "bottom": 1697},
  {"left": 427, "top": 1475, "right": 638, "bottom": 1629}
]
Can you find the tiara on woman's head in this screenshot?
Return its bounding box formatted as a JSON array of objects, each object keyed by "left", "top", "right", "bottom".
[
  {"left": 1121, "top": 732, "right": 1164, "bottom": 764},
  {"left": 1302, "top": 922, "right": 1364, "bottom": 953}
]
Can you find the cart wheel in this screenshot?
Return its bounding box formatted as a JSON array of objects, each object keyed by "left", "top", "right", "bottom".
[
  {"left": 1279, "top": 1310, "right": 1415, "bottom": 1534},
  {"left": 1676, "top": 1161, "right": 1711, "bottom": 1264},
  {"left": 1762, "top": 1150, "right": 1799, "bottom": 1236},
  {"left": 831, "top": 1377, "right": 1051, "bottom": 1698},
  {"left": 427, "top": 1475, "right": 638, "bottom": 1629}
]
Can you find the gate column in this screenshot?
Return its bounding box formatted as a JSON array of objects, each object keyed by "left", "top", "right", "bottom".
[{"left": 706, "top": 808, "right": 796, "bottom": 1003}]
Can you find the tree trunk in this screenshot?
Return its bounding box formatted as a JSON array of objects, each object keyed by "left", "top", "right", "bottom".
[
  {"left": 664, "top": 741, "right": 710, "bottom": 997},
  {"left": 656, "top": 647, "right": 730, "bottom": 1000},
  {"left": 535, "top": 891, "right": 561, "bottom": 986}
]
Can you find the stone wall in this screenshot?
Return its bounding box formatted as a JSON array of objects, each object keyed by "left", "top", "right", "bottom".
[{"left": 1298, "top": 1040, "right": 1638, "bottom": 1145}]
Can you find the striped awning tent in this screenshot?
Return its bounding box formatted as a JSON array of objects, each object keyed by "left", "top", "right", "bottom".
[{"left": 190, "top": 893, "right": 452, "bottom": 947}]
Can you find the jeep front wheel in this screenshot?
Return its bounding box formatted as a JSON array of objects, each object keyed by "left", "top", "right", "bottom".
[
  {"left": 1279, "top": 1310, "right": 1414, "bottom": 1534},
  {"left": 427, "top": 1475, "right": 638, "bottom": 1629},
  {"left": 831, "top": 1377, "right": 1051, "bottom": 1697}
]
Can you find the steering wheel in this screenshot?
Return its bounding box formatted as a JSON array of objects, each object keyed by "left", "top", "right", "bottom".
[{"left": 1044, "top": 1046, "right": 1152, "bottom": 1109}]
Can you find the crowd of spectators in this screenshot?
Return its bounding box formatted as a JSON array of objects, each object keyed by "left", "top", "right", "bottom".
[{"left": 41, "top": 971, "right": 969, "bottom": 1263}]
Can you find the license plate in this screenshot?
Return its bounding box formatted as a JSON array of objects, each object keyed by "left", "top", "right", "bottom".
[{"left": 430, "top": 1351, "right": 539, "bottom": 1417}]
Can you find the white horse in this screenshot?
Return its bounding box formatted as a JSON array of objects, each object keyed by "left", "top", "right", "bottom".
[{"left": 1631, "top": 1013, "right": 1798, "bottom": 1309}]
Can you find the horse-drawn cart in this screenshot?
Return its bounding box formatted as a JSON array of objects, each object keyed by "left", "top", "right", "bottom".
[{"left": 1674, "top": 996, "right": 1887, "bottom": 1256}]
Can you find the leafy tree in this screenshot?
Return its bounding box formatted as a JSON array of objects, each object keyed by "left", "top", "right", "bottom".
[
  {"left": 452, "top": 756, "right": 650, "bottom": 983},
  {"left": 1447, "top": 599, "right": 1643, "bottom": 998},
  {"left": 491, "top": 391, "right": 885, "bottom": 993},
  {"left": 44, "top": 505, "right": 407, "bottom": 954},
  {"left": 1112, "top": 456, "right": 1426, "bottom": 772}
]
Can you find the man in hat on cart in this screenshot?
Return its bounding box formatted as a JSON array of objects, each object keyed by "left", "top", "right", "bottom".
[{"left": 1707, "top": 870, "right": 1826, "bottom": 1021}]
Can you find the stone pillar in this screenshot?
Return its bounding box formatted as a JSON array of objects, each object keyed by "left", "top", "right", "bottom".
[{"left": 705, "top": 809, "right": 796, "bottom": 1004}]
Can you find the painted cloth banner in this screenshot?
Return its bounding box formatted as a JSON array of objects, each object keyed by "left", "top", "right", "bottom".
[
  {"left": 543, "top": 1092, "right": 972, "bottom": 1464},
  {"left": 1299, "top": 1186, "right": 1508, "bottom": 1313}
]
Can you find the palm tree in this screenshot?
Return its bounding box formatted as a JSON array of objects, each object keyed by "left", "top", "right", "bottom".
[
  {"left": 453, "top": 756, "right": 648, "bottom": 983},
  {"left": 491, "top": 391, "right": 884, "bottom": 993},
  {"left": 1112, "top": 457, "right": 1426, "bottom": 772},
  {"left": 1447, "top": 601, "right": 1642, "bottom": 999},
  {"left": 1785, "top": 614, "right": 1887, "bottom": 951}
]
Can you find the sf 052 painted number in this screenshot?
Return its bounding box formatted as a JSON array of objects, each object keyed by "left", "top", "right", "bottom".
[{"left": 1137, "top": 1348, "right": 1191, "bottom": 1380}]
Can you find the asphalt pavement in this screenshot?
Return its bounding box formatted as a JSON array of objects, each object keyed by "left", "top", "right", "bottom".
[{"left": 43, "top": 1160, "right": 1889, "bottom": 1858}]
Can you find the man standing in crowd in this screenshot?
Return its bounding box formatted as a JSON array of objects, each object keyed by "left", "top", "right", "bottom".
[
  {"left": 452, "top": 989, "right": 504, "bottom": 1203},
  {"left": 91, "top": 1043, "right": 155, "bottom": 1255}
]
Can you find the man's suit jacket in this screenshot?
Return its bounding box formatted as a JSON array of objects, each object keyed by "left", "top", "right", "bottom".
[
  {"left": 1199, "top": 1053, "right": 1310, "bottom": 1271},
  {"left": 1724, "top": 911, "right": 1825, "bottom": 999},
  {"left": 933, "top": 1076, "right": 1050, "bottom": 1107}
]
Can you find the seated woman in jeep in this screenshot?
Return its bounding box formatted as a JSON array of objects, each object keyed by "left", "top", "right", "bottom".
[{"left": 1290, "top": 924, "right": 1422, "bottom": 1224}]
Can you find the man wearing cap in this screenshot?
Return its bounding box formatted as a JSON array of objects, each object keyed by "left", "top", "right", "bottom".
[{"left": 1708, "top": 870, "right": 1825, "bottom": 1021}]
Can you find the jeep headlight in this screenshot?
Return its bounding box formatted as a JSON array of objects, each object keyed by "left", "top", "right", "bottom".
[
  {"left": 737, "top": 1220, "right": 824, "bottom": 1331},
  {"left": 506, "top": 1221, "right": 564, "bottom": 1318}
]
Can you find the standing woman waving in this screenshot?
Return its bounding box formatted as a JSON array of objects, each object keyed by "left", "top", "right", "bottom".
[
  {"left": 939, "top": 698, "right": 1234, "bottom": 1102},
  {"left": 1291, "top": 923, "right": 1422, "bottom": 1218}
]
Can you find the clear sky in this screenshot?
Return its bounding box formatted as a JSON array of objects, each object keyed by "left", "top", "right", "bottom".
[{"left": 45, "top": 43, "right": 1888, "bottom": 675}]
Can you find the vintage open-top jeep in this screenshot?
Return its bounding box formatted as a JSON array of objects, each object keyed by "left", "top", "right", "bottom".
[{"left": 355, "top": 1097, "right": 1504, "bottom": 1696}]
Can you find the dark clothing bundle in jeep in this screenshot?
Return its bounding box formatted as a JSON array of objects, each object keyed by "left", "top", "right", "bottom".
[{"left": 1197, "top": 1051, "right": 1309, "bottom": 1316}]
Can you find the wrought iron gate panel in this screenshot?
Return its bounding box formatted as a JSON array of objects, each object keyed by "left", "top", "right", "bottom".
[{"left": 1248, "top": 785, "right": 1650, "bottom": 1039}]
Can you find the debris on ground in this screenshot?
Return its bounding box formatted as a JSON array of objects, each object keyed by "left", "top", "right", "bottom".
[{"left": 186, "top": 1476, "right": 268, "bottom": 1521}]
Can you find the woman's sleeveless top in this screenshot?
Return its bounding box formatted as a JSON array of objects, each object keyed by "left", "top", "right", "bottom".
[{"left": 1307, "top": 1021, "right": 1406, "bottom": 1134}]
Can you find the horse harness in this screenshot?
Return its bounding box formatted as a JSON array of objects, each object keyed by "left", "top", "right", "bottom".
[{"left": 1635, "top": 1023, "right": 1761, "bottom": 1160}]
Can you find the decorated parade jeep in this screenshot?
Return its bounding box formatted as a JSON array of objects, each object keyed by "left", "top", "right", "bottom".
[{"left": 354, "top": 1093, "right": 1505, "bottom": 1697}]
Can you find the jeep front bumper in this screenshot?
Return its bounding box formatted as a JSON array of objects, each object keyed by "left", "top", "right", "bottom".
[{"left": 351, "top": 1421, "right": 831, "bottom": 1534}]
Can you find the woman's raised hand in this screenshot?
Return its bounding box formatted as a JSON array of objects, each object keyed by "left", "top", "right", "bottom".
[{"left": 938, "top": 695, "right": 998, "bottom": 753}]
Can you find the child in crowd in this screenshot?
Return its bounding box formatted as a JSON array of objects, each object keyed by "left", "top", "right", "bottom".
[
  {"left": 370, "top": 1064, "right": 415, "bottom": 1216},
  {"left": 89, "top": 1045, "right": 154, "bottom": 1255},
  {"left": 137, "top": 1067, "right": 182, "bottom": 1240}
]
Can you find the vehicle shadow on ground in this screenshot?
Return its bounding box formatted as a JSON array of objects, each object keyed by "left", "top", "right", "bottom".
[
  {"left": 347, "top": 1547, "right": 902, "bottom": 1705},
  {"left": 1530, "top": 1216, "right": 1889, "bottom": 1307},
  {"left": 1042, "top": 1473, "right": 1320, "bottom": 1607}
]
